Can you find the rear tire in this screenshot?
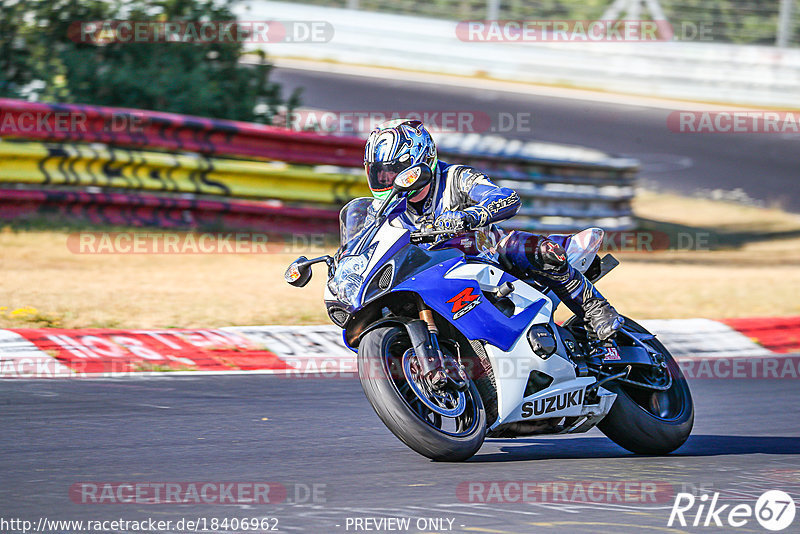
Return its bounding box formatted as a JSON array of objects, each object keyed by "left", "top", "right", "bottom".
[
  {"left": 598, "top": 317, "right": 694, "bottom": 455},
  {"left": 358, "top": 326, "right": 486, "bottom": 461}
]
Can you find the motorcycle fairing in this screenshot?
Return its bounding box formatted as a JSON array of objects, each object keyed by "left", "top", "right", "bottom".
[
  {"left": 404, "top": 261, "right": 617, "bottom": 428},
  {"left": 391, "top": 259, "right": 551, "bottom": 352},
  {"left": 482, "top": 332, "right": 617, "bottom": 427}
]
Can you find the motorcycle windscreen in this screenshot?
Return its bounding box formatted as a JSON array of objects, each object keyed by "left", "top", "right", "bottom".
[{"left": 339, "top": 197, "right": 375, "bottom": 251}]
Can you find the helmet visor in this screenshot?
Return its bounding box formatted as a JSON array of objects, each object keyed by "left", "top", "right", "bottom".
[{"left": 366, "top": 158, "right": 413, "bottom": 193}]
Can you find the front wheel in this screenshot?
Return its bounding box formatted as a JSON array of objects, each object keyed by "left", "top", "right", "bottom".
[
  {"left": 358, "top": 326, "right": 486, "bottom": 461},
  {"left": 597, "top": 317, "right": 694, "bottom": 455}
]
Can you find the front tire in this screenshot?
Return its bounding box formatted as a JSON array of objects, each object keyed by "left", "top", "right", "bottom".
[
  {"left": 598, "top": 317, "right": 694, "bottom": 454},
  {"left": 358, "top": 326, "right": 486, "bottom": 461}
]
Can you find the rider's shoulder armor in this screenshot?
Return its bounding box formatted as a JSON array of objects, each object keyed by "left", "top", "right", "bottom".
[
  {"left": 437, "top": 161, "right": 493, "bottom": 211},
  {"left": 438, "top": 161, "right": 520, "bottom": 221}
]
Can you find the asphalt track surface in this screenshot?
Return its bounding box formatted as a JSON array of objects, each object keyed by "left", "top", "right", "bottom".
[
  {"left": 3, "top": 375, "right": 800, "bottom": 534},
  {"left": 271, "top": 67, "right": 800, "bottom": 212}
]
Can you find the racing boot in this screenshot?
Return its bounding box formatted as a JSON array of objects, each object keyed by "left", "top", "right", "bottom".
[{"left": 548, "top": 265, "right": 624, "bottom": 341}]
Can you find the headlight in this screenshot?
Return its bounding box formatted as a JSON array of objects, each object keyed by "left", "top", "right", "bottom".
[
  {"left": 337, "top": 274, "right": 364, "bottom": 306},
  {"left": 332, "top": 251, "right": 372, "bottom": 306}
]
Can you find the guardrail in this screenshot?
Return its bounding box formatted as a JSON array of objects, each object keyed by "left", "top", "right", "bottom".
[
  {"left": 0, "top": 140, "right": 367, "bottom": 203},
  {"left": 0, "top": 186, "right": 339, "bottom": 234},
  {"left": 436, "top": 133, "right": 637, "bottom": 231},
  {"left": 0, "top": 98, "right": 363, "bottom": 166},
  {"left": 236, "top": 1, "right": 800, "bottom": 109},
  {"left": 0, "top": 98, "right": 638, "bottom": 232}
]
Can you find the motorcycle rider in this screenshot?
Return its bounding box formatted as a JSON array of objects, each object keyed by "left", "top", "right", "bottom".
[{"left": 364, "top": 118, "right": 623, "bottom": 340}]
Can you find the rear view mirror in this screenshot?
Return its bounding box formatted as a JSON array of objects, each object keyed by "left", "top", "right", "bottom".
[
  {"left": 393, "top": 163, "right": 433, "bottom": 193},
  {"left": 285, "top": 256, "right": 313, "bottom": 287}
]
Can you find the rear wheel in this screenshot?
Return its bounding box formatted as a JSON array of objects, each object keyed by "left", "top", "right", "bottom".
[
  {"left": 358, "top": 326, "right": 486, "bottom": 461},
  {"left": 597, "top": 317, "right": 694, "bottom": 454}
]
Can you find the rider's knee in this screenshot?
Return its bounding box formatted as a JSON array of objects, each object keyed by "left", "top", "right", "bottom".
[
  {"left": 502, "top": 232, "right": 568, "bottom": 271},
  {"left": 535, "top": 238, "right": 568, "bottom": 273},
  {"left": 497, "top": 231, "right": 567, "bottom": 276}
]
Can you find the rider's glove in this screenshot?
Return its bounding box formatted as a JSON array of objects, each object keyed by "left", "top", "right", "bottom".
[{"left": 434, "top": 210, "right": 480, "bottom": 232}]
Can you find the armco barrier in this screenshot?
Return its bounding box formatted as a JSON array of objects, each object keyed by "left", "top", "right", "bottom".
[
  {"left": 0, "top": 140, "right": 368, "bottom": 203},
  {"left": 0, "top": 98, "right": 363, "bottom": 166},
  {"left": 0, "top": 98, "right": 636, "bottom": 168},
  {"left": 436, "top": 133, "right": 637, "bottom": 231},
  {"left": 0, "top": 98, "right": 639, "bottom": 231},
  {"left": 0, "top": 187, "right": 339, "bottom": 234}
]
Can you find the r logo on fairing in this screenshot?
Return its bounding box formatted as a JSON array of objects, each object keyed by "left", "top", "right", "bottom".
[{"left": 447, "top": 287, "right": 481, "bottom": 319}]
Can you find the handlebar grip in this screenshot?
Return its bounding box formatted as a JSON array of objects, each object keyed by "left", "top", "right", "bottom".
[
  {"left": 410, "top": 228, "right": 469, "bottom": 244},
  {"left": 410, "top": 232, "right": 437, "bottom": 244}
]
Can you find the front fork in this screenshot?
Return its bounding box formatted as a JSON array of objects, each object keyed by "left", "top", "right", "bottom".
[{"left": 417, "top": 304, "right": 467, "bottom": 391}]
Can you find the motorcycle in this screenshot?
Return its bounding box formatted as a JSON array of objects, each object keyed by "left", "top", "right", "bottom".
[{"left": 285, "top": 163, "right": 693, "bottom": 461}]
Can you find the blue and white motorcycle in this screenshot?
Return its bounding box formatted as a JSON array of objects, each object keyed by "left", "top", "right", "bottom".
[{"left": 285, "top": 164, "right": 693, "bottom": 461}]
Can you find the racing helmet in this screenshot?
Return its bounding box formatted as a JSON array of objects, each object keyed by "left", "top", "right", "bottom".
[{"left": 364, "top": 119, "right": 438, "bottom": 200}]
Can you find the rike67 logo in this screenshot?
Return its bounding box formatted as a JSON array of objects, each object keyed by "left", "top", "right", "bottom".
[{"left": 668, "top": 490, "right": 796, "bottom": 531}]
